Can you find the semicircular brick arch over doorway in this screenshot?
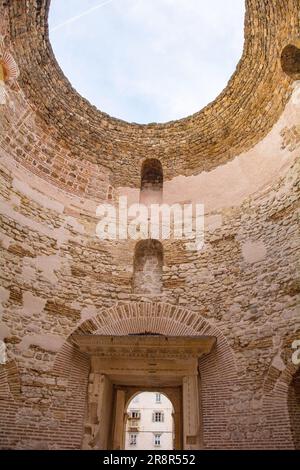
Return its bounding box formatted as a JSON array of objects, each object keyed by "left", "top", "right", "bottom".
[
  {"left": 53, "top": 302, "right": 238, "bottom": 450},
  {"left": 262, "top": 355, "right": 300, "bottom": 449}
]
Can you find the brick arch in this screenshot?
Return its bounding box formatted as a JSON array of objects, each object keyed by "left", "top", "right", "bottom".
[
  {"left": 54, "top": 302, "right": 237, "bottom": 374},
  {"left": 0, "top": 365, "right": 9, "bottom": 400},
  {"left": 0, "top": 361, "right": 21, "bottom": 448},
  {"left": 262, "top": 354, "right": 300, "bottom": 449},
  {"left": 0, "top": 361, "right": 21, "bottom": 402},
  {"left": 52, "top": 302, "right": 238, "bottom": 449}
]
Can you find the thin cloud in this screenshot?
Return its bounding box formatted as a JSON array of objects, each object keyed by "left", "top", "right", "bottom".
[{"left": 50, "top": 0, "right": 118, "bottom": 32}]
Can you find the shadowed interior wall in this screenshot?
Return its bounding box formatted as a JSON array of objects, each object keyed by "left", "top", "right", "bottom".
[
  {"left": 281, "top": 43, "right": 300, "bottom": 80},
  {"left": 288, "top": 369, "right": 300, "bottom": 449}
]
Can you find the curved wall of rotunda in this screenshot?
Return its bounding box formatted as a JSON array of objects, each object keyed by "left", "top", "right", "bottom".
[{"left": 0, "top": 0, "right": 299, "bottom": 450}]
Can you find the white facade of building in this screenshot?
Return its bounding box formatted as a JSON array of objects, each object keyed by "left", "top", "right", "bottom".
[{"left": 125, "top": 392, "right": 174, "bottom": 450}]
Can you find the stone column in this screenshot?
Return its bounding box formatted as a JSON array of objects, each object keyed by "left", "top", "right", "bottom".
[
  {"left": 173, "top": 411, "right": 182, "bottom": 450},
  {"left": 182, "top": 375, "right": 201, "bottom": 450},
  {"left": 113, "top": 389, "right": 126, "bottom": 450},
  {"left": 82, "top": 373, "right": 113, "bottom": 450}
]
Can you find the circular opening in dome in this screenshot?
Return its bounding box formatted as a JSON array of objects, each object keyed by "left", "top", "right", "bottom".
[
  {"left": 281, "top": 44, "right": 300, "bottom": 80},
  {"left": 49, "top": 0, "right": 245, "bottom": 124}
]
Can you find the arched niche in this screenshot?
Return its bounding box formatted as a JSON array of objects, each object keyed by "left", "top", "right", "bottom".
[
  {"left": 281, "top": 43, "right": 300, "bottom": 80},
  {"left": 140, "top": 159, "right": 163, "bottom": 205},
  {"left": 132, "top": 239, "right": 163, "bottom": 295},
  {"left": 52, "top": 302, "right": 237, "bottom": 450}
]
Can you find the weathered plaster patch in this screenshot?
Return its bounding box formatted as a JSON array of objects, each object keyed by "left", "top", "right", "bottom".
[
  {"left": 80, "top": 304, "right": 98, "bottom": 321},
  {"left": 0, "top": 286, "right": 10, "bottom": 320},
  {"left": 22, "top": 255, "right": 63, "bottom": 284},
  {"left": 13, "top": 178, "right": 64, "bottom": 213},
  {"left": 19, "top": 292, "right": 46, "bottom": 318},
  {"left": 0, "top": 322, "right": 11, "bottom": 340},
  {"left": 10, "top": 193, "right": 21, "bottom": 207},
  {"left": 64, "top": 216, "right": 85, "bottom": 235},
  {"left": 0, "top": 200, "right": 84, "bottom": 247},
  {"left": 0, "top": 231, "right": 12, "bottom": 249},
  {"left": 242, "top": 240, "right": 267, "bottom": 263},
  {"left": 18, "top": 334, "right": 64, "bottom": 353},
  {"left": 206, "top": 214, "right": 223, "bottom": 232},
  {"left": 271, "top": 354, "right": 285, "bottom": 372},
  {"left": 21, "top": 264, "right": 36, "bottom": 283},
  {"left": 0, "top": 287, "right": 10, "bottom": 305}
]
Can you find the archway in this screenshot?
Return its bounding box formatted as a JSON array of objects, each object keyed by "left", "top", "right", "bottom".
[
  {"left": 75, "top": 334, "right": 214, "bottom": 450},
  {"left": 53, "top": 302, "right": 237, "bottom": 450},
  {"left": 124, "top": 391, "right": 175, "bottom": 450},
  {"left": 262, "top": 356, "right": 300, "bottom": 449}
]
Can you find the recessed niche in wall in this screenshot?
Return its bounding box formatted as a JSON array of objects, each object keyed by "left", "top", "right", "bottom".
[
  {"left": 133, "top": 239, "right": 163, "bottom": 295},
  {"left": 281, "top": 43, "right": 300, "bottom": 80},
  {"left": 140, "top": 159, "right": 163, "bottom": 205},
  {"left": 0, "top": 39, "right": 19, "bottom": 104}
]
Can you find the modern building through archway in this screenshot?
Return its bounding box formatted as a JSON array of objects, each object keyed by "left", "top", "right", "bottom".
[{"left": 125, "top": 391, "right": 175, "bottom": 450}]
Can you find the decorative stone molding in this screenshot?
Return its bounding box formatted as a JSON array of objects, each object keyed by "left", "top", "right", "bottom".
[
  {"left": 0, "top": 37, "right": 19, "bottom": 104},
  {"left": 71, "top": 334, "right": 216, "bottom": 360},
  {"left": 76, "top": 334, "right": 216, "bottom": 449}
]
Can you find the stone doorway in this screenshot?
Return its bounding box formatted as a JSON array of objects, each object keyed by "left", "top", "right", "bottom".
[{"left": 74, "top": 334, "right": 216, "bottom": 450}]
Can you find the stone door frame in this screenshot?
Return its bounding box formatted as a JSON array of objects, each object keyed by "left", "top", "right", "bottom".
[{"left": 75, "top": 334, "right": 216, "bottom": 450}]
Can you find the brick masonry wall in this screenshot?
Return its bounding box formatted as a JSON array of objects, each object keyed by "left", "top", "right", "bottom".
[
  {"left": 288, "top": 369, "right": 300, "bottom": 449},
  {"left": 0, "top": 150, "right": 298, "bottom": 448},
  {"left": 1, "top": 0, "right": 300, "bottom": 188}
]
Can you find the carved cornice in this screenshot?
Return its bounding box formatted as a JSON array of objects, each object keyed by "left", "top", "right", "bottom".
[{"left": 71, "top": 335, "right": 216, "bottom": 360}]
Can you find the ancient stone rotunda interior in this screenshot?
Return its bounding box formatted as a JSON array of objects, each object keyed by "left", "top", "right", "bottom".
[{"left": 0, "top": 0, "right": 299, "bottom": 451}]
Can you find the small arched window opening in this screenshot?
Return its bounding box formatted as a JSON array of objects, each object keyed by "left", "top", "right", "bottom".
[
  {"left": 140, "top": 159, "right": 163, "bottom": 205},
  {"left": 281, "top": 44, "right": 300, "bottom": 80},
  {"left": 133, "top": 239, "right": 163, "bottom": 295}
]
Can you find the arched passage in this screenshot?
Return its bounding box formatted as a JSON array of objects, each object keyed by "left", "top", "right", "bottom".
[
  {"left": 124, "top": 391, "right": 175, "bottom": 450},
  {"left": 262, "top": 356, "right": 300, "bottom": 449},
  {"left": 52, "top": 302, "right": 238, "bottom": 450}
]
